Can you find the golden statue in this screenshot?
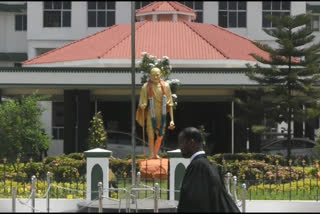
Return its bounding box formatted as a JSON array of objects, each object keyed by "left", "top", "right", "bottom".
[{"left": 136, "top": 67, "right": 175, "bottom": 159}]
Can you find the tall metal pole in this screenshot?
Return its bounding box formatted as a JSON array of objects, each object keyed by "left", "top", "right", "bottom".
[
  {"left": 131, "top": 1, "right": 136, "bottom": 187},
  {"left": 231, "top": 101, "right": 234, "bottom": 154}
]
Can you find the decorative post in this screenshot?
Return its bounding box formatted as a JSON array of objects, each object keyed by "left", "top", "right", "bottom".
[
  {"left": 154, "top": 183, "right": 159, "bottom": 213},
  {"left": 246, "top": 127, "right": 250, "bottom": 153},
  {"left": 84, "top": 148, "right": 112, "bottom": 201},
  {"left": 167, "top": 149, "right": 190, "bottom": 201},
  {"left": 12, "top": 186, "right": 16, "bottom": 213},
  {"left": 98, "top": 182, "right": 103, "bottom": 213},
  {"left": 31, "top": 175, "right": 36, "bottom": 213},
  {"left": 242, "top": 183, "right": 246, "bottom": 213},
  {"left": 47, "top": 172, "right": 50, "bottom": 213}
]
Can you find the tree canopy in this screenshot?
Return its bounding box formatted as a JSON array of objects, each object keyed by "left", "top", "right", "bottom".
[
  {"left": 0, "top": 93, "right": 51, "bottom": 162},
  {"left": 236, "top": 14, "right": 320, "bottom": 159}
]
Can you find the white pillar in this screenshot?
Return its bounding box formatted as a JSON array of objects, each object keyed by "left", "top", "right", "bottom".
[
  {"left": 172, "top": 14, "right": 178, "bottom": 22},
  {"left": 152, "top": 14, "right": 158, "bottom": 22},
  {"left": 167, "top": 149, "right": 190, "bottom": 201},
  {"left": 38, "top": 101, "right": 52, "bottom": 137},
  {"left": 84, "top": 148, "right": 112, "bottom": 201}
]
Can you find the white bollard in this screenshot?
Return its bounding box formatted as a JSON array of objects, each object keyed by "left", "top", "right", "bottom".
[
  {"left": 12, "top": 186, "right": 16, "bottom": 213},
  {"left": 233, "top": 176, "right": 237, "bottom": 201},
  {"left": 47, "top": 172, "right": 50, "bottom": 213},
  {"left": 154, "top": 183, "right": 159, "bottom": 213},
  {"left": 242, "top": 183, "right": 246, "bottom": 213},
  {"left": 137, "top": 172, "right": 141, "bottom": 199},
  {"left": 226, "top": 172, "right": 232, "bottom": 195},
  {"left": 98, "top": 182, "right": 103, "bottom": 213},
  {"left": 31, "top": 175, "right": 36, "bottom": 213}
]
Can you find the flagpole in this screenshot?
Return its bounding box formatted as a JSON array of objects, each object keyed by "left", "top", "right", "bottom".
[{"left": 131, "top": 1, "right": 136, "bottom": 186}]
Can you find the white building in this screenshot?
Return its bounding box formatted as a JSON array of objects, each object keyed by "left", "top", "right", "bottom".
[
  {"left": 0, "top": 1, "right": 319, "bottom": 157},
  {"left": 2, "top": 1, "right": 319, "bottom": 66}
]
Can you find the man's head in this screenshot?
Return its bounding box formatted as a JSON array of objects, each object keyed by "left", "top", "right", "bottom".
[
  {"left": 150, "top": 67, "right": 162, "bottom": 84},
  {"left": 178, "top": 127, "right": 203, "bottom": 158}
]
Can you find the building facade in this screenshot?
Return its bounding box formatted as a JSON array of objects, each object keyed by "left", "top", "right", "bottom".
[{"left": 0, "top": 1, "right": 319, "bottom": 157}]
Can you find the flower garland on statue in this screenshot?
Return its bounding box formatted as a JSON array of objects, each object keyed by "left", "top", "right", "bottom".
[
  {"left": 148, "top": 79, "right": 167, "bottom": 136},
  {"left": 138, "top": 52, "right": 181, "bottom": 109}
]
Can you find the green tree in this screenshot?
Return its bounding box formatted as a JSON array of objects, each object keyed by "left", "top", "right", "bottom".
[
  {"left": 239, "top": 14, "right": 320, "bottom": 160},
  {"left": 0, "top": 93, "right": 51, "bottom": 162},
  {"left": 88, "top": 111, "right": 108, "bottom": 149}
]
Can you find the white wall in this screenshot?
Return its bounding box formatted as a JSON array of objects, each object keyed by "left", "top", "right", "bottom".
[
  {"left": 0, "top": 61, "right": 15, "bottom": 67},
  {"left": 203, "top": 1, "right": 217, "bottom": 24},
  {"left": 27, "top": 40, "right": 73, "bottom": 59},
  {"left": 0, "top": 12, "right": 27, "bottom": 52},
  {"left": 116, "top": 1, "right": 131, "bottom": 24},
  {"left": 38, "top": 101, "right": 52, "bottom": 136},
  {"left": 27, "top": 2, "right": 86, "bottom": 41},
  {"left": 26, "top": 1, "right": 129, "bottom": 59}
]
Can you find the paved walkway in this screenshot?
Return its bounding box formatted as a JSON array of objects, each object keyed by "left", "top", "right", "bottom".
[{"left": 245, "top": 200, "right": 320, "bottom": 213}]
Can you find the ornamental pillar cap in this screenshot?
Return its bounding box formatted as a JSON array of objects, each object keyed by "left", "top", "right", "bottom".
[
  {"left": 84, "top": 148, "right": 112, "bottom": 158},
  {"left": 167, "top": 149, "right": 183, "bottom": 158}
]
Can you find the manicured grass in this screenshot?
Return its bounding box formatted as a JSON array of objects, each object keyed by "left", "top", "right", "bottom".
[{"left": 234, "top": 178, "right": 320, "bottom": 200}]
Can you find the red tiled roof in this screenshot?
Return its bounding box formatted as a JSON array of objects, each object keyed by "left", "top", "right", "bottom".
[
  {"left": 136, "top": 1, "right": 196, "bottom": 16},
  {"left": 23, "top": 20, "right": 270, "bottom": 65}
]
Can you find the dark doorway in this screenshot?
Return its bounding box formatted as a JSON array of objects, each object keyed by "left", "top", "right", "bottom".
[
  {"left": 165, "top": 101, "right": 232, "bottom": 155},
  {"left": 94, "top": 101, "right": 232, "bottom": 155}
]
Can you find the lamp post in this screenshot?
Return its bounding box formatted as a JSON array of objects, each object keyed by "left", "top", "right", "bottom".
[
  {"left": 131, "top": 1, "right": 136, "bottom": 186},
  {"left": 246, "top": 127, "right": 250, "bottom": 153}
]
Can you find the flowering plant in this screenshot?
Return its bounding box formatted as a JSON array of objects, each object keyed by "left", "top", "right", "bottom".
[{"left": 138, "top": 52, "right": 181, "bottom": 109}]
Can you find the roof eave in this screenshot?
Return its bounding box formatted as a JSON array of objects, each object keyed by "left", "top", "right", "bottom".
[{"left": 23, "top": 59, "right": 262, "bottom": 68}]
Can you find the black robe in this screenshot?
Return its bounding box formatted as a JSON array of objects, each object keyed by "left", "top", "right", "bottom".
[{"left": 178, "top": 154, "right": 240, "bottom": 213}]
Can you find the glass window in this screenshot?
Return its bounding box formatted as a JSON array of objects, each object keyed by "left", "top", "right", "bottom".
[
  {"left": 135, "top": 1, "right": 153, "bottom": 9},
  {"left": 272, "top": 1, "right": 281, "bottom": 10},
  {"left": 178, "top": 1, "right": 204, "bottom": 23},
  {"left": 15, "top": 15, "right": 27, "bottom": 31},
  {"left": 218, "top": 1, "right": 247, "bottom": 28},
  {"left": 229, "top": 1, "right": 237, "bottom": 10},
  {"left": 88, "top": 11, "right": 96, "bottom": 27},
  {"left": 238, "top": 12, "right": 246, "bottom": 28},
  {"left": 97, "top": 11, "right": 106, "bottom": 27},
  {"left": 262, "top": 2, "right": 271, "bottom": 10},
  {"left": 219, "top": 1, "right": 227, "bottom": 10},
  {"left": 107, "top": 11, "right": 115, "bottom": 27},
  {"left": 185, "top": 1, "right": 193, "bottom": 8},
  {"left": 43, "top": 1, "right": 71, "bottom": 27},
  {"left": 195, "top": 1, "right": 203, "bottom": 10},
  {"left": 87, "top": 1, "right": 116, "bottom": 27},
  {"left": 44, "top": 1, "right": 52, "bottom": 9},
  {"left": 62, "top": 11, "right": 71, "bottom": 27},
  {"left": 218, "top": 11, "right": 228, "bottom": 27},
  {"left": 229, "top": 12, "right": 237, "bottom": 27},
  {"left": 262, "top": 1, "right": 291, "bottom": 28},
  {"left": 88, "top": 1, "right": 96, "bottom": 9}
]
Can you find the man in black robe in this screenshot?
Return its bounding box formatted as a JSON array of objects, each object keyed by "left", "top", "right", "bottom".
[{"left": 177, "top": 127, "right": 240, "bottom": 213}]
